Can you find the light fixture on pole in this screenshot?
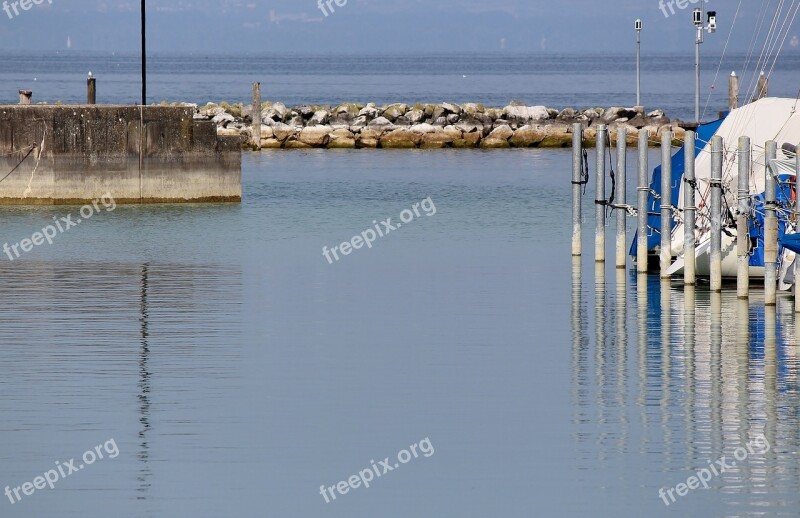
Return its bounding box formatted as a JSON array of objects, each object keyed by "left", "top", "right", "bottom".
[
  {"left": 635, "top": 19, "right": 642, "bottom": 107},
  {"left": 693, "top": 2, "right": 716, "bottom": 123}
]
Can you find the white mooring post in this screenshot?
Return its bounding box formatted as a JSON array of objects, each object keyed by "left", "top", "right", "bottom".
[
  {"left": 660, "top": 130, "right": 672, "bottom": 278},
  {"left": 596, "top": 125, "right": 608, "bottom": 263},
  {"left": 710, "top": 135, "right": 724, "bottom": 292},
  {"left": 684, "top": 131, "right": 697, "bottom": 286},
  {"left": 616, "top": 128, "right": 628, "bottom": 269},
  {"left": 765, "top": 140, "right": 778, "bottom": 306},
  {"left": 572, "top": 124, "right": 584, "bottom": 257},
  {"left": 637, "top": 131, "right": 649, "bottom": 273},
  {"left": 737, "top": 136, "right": 750, "bottom": 299},
  {"left": 795, "top": 144, "right": 800, "bottom": 313}
]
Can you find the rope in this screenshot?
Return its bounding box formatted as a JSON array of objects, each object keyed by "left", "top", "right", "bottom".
[{"left": 0, "top": 146, "right": 36, "bottom": 185}]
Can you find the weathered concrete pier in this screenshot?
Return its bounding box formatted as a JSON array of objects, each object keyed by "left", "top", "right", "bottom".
[{"left": 0, "top": 105, "right": 241, "bottom": 205}]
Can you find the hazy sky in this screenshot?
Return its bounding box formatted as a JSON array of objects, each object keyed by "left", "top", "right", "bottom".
[{"left": 0, "top": 1, "right": 794, "bottom": 53}]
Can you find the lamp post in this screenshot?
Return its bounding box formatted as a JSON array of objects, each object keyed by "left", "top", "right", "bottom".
[
  {"left": 141, "top": 0, "right": 147, "bottom": 106},
  {"left": 635, "top": 19, "right": 642, "bottom": 107},
  {"left": 693, "top": 3, "right": 717, "bottom": 123}
]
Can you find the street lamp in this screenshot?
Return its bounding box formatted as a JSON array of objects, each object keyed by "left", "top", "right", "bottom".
[
  {"left": 693, "top": 2, "right": 717, "bottom": 123},
  {"left": 635, "top": 19, "right": 642, "bottom": 107}
]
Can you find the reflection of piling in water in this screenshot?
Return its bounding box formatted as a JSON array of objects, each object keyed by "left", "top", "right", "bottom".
[
  {"left": 684, "top": 286, "right": 697, "bottom": 461},
  {"left": 571, "top": 257, "right": 589, "bottom": 428},
  {"left": 615, "top": 269, "right": 628, "bottom": 448},
  {"left": 710, "top": 292, "right": 723, "bottom": 456}
]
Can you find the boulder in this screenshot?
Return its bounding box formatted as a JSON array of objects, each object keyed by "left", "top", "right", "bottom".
[
  {"left": 406, "top": 109, "right": 425, "bottom": 124},
  {"left": 557, "top": 108, "right": 576, "bottom": 120},
  {"left": 263, "top": 102, "right": 288, "bottom": 121},
  {"left": 358, "top": 104, "right": 378, "bottom": 118},
  {"left": 433, "top": 116, "right": 448, "bottom": 126},
  {"left": 420, "top": 132, "right": 454, "bottom": 148},
  {"left": 455, "top": 121, "right": 478, "bottom": 133},
  {"left": 509, "top": 125, "right": 546, "bottom": 147},
  {"left": 382, "top": 103, "right": 408, "bottom": 121},
  {"left": 443, "top": 125, "right": 463, "bottom": 140},
  {"left": 260, "top": 125, "right": 274, "bottom": 139},
  {"left": 298, "top": 126, "right": 332, "bottom": 147},
  {"left": 503, "top": 105, "right": 549, "bottom": 121},
  {"left": 284, "top": 140, "right": 313, "bottom": 149},
  {"left": 380, "top": 129, "right": 422, "bottom": 148},
  {"left": 212, "top": 112, "right": 235, "bottom": 126},
  {"left": 486, "top": 125, "right": 514, "bottom": 141},
  {"left": 410, "top": 123, "right": 438, "bottom": 134},
  {"left": 260, "top": 138, "right": 282, "bottom": 149},
  {"left": 272, "top": 122, "right": 297, "bottom": 141},
  {"left": 442, "top": 102, "right": 462, "bottom": 114},
  {"left": 447, "top": 114, "right": 460, "bottom": 124},
  {"left": 357, "top": 136, "right": 379, "bottom": 148},
  {"left": 462, "top": 103, "right": 484, "bottom": 115},
  {"left": 309, "top": 110, "right": 330, "bottom": 126},
  {"left": 349, "top": 116, "right": 369, "bottom": 131},
  {"left": 328, "top": 129, "right": 356, "bottom": 148}
]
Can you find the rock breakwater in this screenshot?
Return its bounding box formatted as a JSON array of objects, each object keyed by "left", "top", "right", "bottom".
[{"left": 194, "top": 101, "right": 688, "bottom": 149}]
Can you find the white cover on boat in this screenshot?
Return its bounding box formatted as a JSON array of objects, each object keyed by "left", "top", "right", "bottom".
[{"left": 671, "top": 97, "right": 800, "bottom": 255}]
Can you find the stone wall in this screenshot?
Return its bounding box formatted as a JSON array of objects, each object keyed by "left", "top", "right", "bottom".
[{"left": 0, "top": 105, "right": 241, "bottom": 204}]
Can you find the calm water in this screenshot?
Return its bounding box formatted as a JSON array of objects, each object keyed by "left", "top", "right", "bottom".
[
  {"left": 3, "top": 51, "right": 800, "bottom": 120},
  {"left": 0, "top": 149, "right": 798, "bottom": 517}
]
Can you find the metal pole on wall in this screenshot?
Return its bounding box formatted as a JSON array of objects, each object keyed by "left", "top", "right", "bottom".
[
  {"left": 637, "top": 130, "right": 649, "bottom": 273},
  {"left": 684, "top": 131, "right": 696, "bottom": 285},
  {"left": 141, "top": 0, "right": 147, "bottom": 106},
  {"left": 572, "top": 123, "right": 584, "bottom": 257},
  {"left": 737, "top": 136, "right": 750, "bottom": 299},
  {"left": 660, "top": 130, "right": 673, "bottom": 278}
]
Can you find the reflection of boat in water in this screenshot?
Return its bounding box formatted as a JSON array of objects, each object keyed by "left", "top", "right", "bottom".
[{"left": 633, "top": 98, "right": 800, "bottom": 289}]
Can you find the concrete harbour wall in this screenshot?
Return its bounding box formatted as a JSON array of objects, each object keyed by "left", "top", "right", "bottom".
[{"left": 0, "top": 105, "right": 241, "bottom": 204}]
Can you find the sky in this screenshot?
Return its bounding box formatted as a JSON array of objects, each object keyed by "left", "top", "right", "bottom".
[{"left": 0, "top": 1, "right": 795, "bottom": 54}]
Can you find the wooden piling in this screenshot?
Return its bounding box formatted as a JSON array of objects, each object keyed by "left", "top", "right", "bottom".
[
  {"left": 710, "top": 135, "right": 724, "bottom": 292},
  {"left": 637, "top": 130, "right": 649, "bottom": 273},
  {"left": 754, "top": 72, "right": 769, "bottom": 102},
  {"left": 765, "top": 140, "right": 778, "bottom": 305},
  {"left": 18, "top": 90, "right": 31, "bottom": 105},
  {"left": 87, "top": 77, "right": 97, "bottom": 105},
  {"left": 660, "top": 130, "right": 672, "bottom": 278},
  {"left": 684, "top": 131, "right": 697, "bottom": 285},
  {"left": 737, "top": 136, "right": 750, "bottom": 299},
  {"left": 572, "top": 123, "right": 583, "bottom": 257},
  {"left": 728, "top": 72, "right": 739, "bottom": 110},
  {"left": 596, "top": 124, "right": 607, "bottom": 263},
  {"left": 616, "top": 128, "right": 627, "bottom": 269},
  {"left": 252, "top": 82, "right": 261, "bottom": 149}
]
